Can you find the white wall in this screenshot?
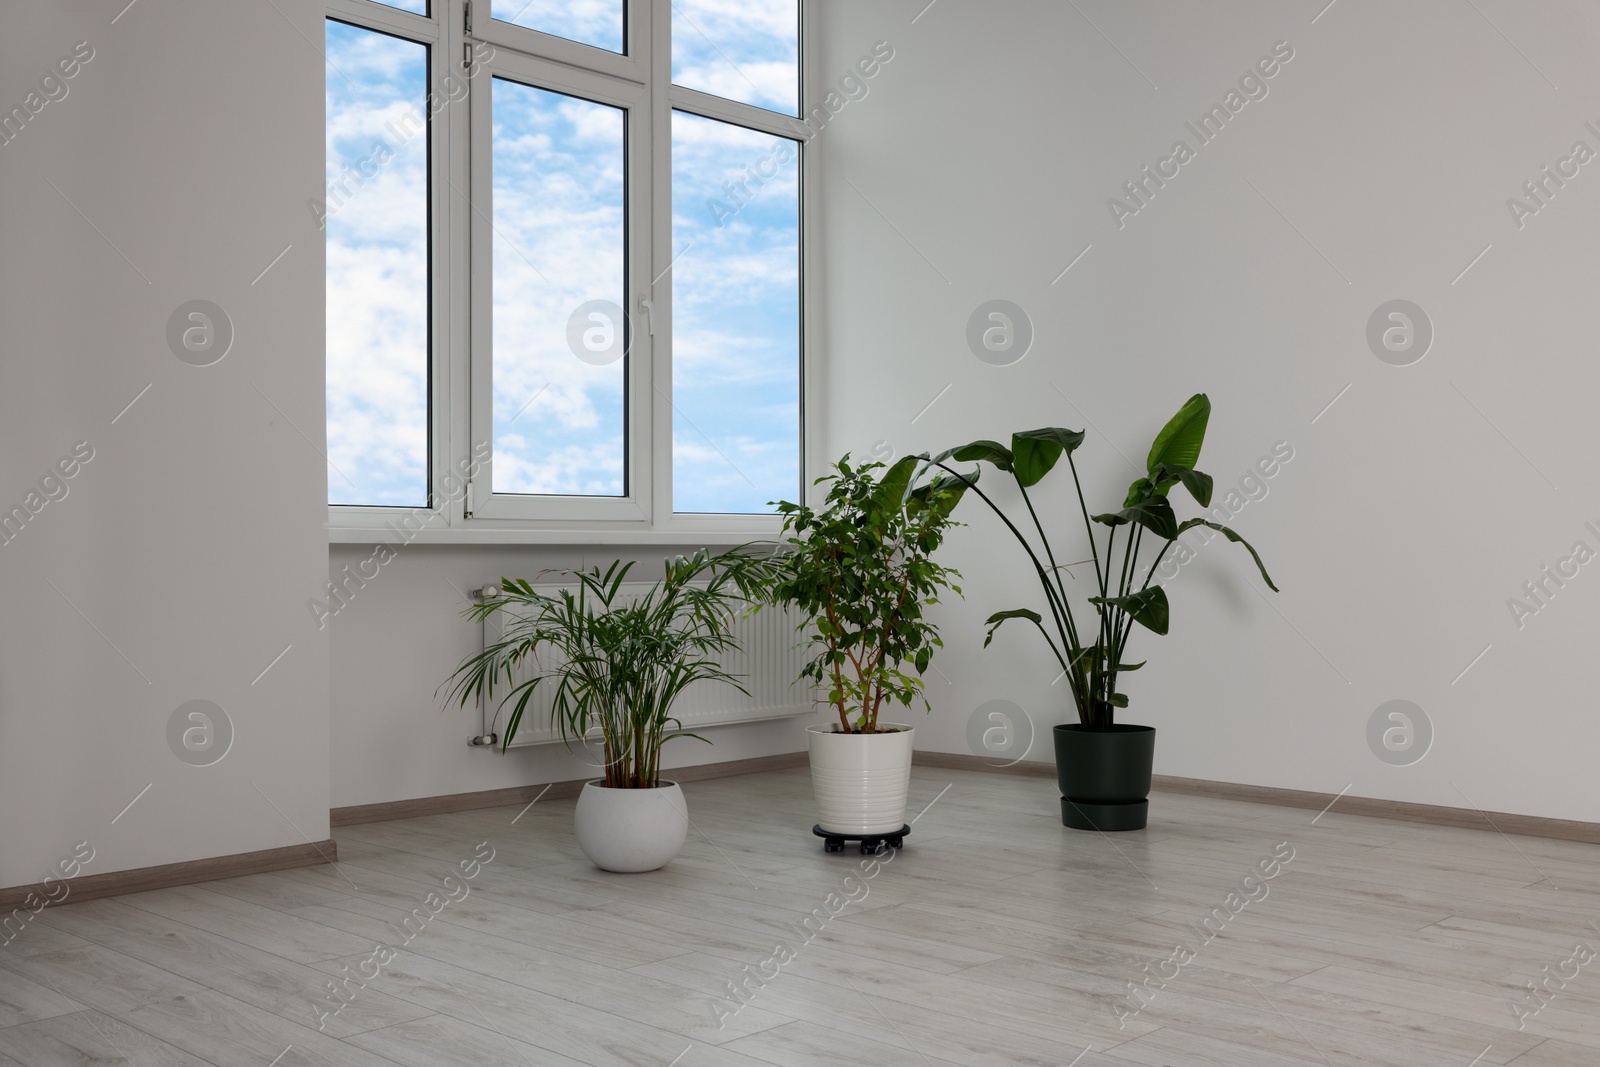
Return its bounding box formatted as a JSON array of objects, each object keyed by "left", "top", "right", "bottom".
[
  {"left": 0, "top": 0, "right": 329, "bottom": 886},
  {"left": 816, "top": 0, "right": 1600, "bottom": 820},
  {"left": 326, "top": 544, "right": 812, "bottom": 809}
]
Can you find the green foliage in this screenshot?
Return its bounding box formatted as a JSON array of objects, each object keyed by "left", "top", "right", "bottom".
[
  {"left": 438, "top": 549, "right": 774, "bottom": 788},
  {"left": 1146, "top": 393, "right": 1210, "bottom": 476},
  {"left": 769, "top": 454, "right": 967, "bottom": 734},
  {"left": 932, "top": 393, "right": 1277, "bottom": 731}
]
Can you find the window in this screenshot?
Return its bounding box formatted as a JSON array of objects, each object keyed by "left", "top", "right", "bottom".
[
  {"left": 670, "top": 111, "right": 800, "bottom": 514},
  {"left": 671, "top": 0, "right": 798, "bottom": 115},
  {"left": 488, "top": 80, "right": 628, "bottom": 498},
  {"left": 324, "top": 19, "right": 430, "bottom": 507},
  {"left": 490, "top": 0, "right": 624, "bottom": 54},
  {"left": 324, "top": 0, "right": 809, "bottom": 536}
]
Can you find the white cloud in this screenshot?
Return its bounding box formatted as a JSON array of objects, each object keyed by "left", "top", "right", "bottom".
[
  {"left": 489, "top": 0, "right": 622, "bottom": 52},
  {"left": 671, "top": 0, "right": 798, "bottom": 114}
]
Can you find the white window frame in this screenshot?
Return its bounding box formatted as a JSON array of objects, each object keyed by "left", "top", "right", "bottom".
[
  {"left": 466, "top": 51, "right": 654, "bottom": 525},
  {"left": 325, "top": 0, "right": 822, "bottom": 546}
]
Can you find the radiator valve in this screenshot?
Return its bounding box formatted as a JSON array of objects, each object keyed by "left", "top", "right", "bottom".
[{"left": 468, "top": 733, "right": 499, "bottom": 747}]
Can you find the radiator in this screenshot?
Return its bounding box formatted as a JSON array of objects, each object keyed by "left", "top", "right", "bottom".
[{"left": 479, "top": 584, "right": 816, "bottom": 749}]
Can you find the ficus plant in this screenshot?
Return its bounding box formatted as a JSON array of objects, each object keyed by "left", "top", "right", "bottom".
[
  {"left": 928, "top": 394, "right": 1277, "bottom": 732},
  {"left": 770, "top": 454, "right": 970, "bottom": 735}
]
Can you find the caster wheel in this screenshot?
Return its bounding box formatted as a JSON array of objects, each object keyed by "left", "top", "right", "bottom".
[{"left": 813, "top": 824, "right": 908, "bottom": 855}]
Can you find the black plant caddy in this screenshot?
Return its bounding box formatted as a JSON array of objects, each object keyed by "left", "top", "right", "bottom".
[{"left": 812, "top": 824, "right": 909, "bottom": 855}]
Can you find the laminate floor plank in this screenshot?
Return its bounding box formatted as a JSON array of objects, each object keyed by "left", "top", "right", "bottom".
[
  {"left": 717, "top": 1018, "right": 977, "bottom": 1067},
  {"left": 1289, "top": 964, "right": 1600, "bottom": 1047},
  {"left": 343, "top": 1012, "right": 602, "bottom": 1067},
  {"left": 33, "top": 898, "right": 433, "bottom": 1038},
  {"left": 108, "top": 885, "right": 373, "bottom": 965},
  {"left": 0, "top": 964, "right": 83, "bottom": 1028},
  {"left": 4, "top": 944, "right": 406, "bottom": 1067},
  {"left": 829, "top": 901, "right": 1149, "bottom": 966},
  {"left": 0, "top": 924, "right": 97, "bottom": 963},
  {"left": 197, "top": 868, "right": 359, "bottom": 912},
  {"left": 300, "top": 947, "right": 781, "bottom": 1067},
  {"left": 746, "top": 940, "right": 1157, "bottom": 1048},
  {"left": 1506, "top": 1038, "right": 1597, "bottom": 1065},
  {"left": 0, "top": 1009, "right": 211, "bottom": 1067},
  {"left": 314, "top": 917, "right": 796, "bottom": 1045},
  {"left": 296, "top": 892, "right": 690, "bottom": 972},
  {"left": 630, "top": 950, "right": 1134, "bottom": 1066},
  {"left": 1116, "top": 963, "right": 1540, "bottom": 1064}
]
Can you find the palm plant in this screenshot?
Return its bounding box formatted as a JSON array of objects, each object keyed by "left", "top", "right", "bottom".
[
  {"left": 439, "top": 549, "right": 772, "bottom": 788},
  {"left": 929, "top": 394, "right": 1276, "bottom": 732},
  {"left": 770, "top": 454, "right": 968, "bottom": 734}
]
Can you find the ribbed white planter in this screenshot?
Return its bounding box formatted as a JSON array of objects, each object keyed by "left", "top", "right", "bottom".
[
  {"left": 572, "top": 781, "right": 688, "bottom": 873},
  {"left": 807, "top": 723, "right": 915, "bottom": 835}
]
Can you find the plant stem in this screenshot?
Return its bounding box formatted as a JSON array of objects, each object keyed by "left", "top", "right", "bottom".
[
  {"left": 1017, "top": 480, "right": 1083, "bottom": 655},
  {"left": 930, "top": 461, "right": 1081, "bottom": 701}
]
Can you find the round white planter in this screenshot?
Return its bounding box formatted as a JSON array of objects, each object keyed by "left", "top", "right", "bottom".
[
  {"left": 572, "top": 780, "right": 688, "bottom": 873},
  {"left": 807, "top": 723, "right": 915, "bottom": 835}
]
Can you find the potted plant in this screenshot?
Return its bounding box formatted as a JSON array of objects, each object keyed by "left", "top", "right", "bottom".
[
  {"left": 769, "top": 454, "right": 968, "bottom": 841},
  {"left": 440, "top": 549, "right": 769, "bottom": 872},
  {"left": 931, "top": 394, "right": 1276, "bottom": 831}
]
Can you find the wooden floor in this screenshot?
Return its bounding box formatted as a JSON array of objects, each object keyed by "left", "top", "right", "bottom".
[{"left": 3, "top": 766, "right": 1599, "bottom": 1066}]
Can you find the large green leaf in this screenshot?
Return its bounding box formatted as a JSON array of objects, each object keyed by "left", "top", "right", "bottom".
[
  {"left": 1175, "top": 517, "right": 1279, "bottom": 591},
  {"left": 1147, "top": 463, "right": 1213, "bottom": 507},
  {"left": 871, "top": 454, "right": 920, "bottom": 511},
  {"left": 1011, "top": 427, "right": 1084, "bottom": 489},
  {"left": 1146, "top": 394, "right": 1210, "bottom": 476},
  {"left": 1091, "top": 496, "right": 1177, "bottom": 540},
  {"left": 983, "top": 607, "right": 1041, "bottom": 648},
  {"left": 1016, "top": 427, "right": 1086, "bottom": 452},
  {"left": 1011, "top": 438, "right": 1058, "bottom": 488},
  {"left": 907, "top": 467, "right": 975, "bottom": 520},
  {"left": 935, "top": 440, "right": 1013, "bottom": 471},
  {"left": 1089, "top": 586, "right": 1170, "bottom": 634}
]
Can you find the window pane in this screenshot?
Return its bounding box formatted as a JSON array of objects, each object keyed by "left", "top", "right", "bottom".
[
  {"left": 325, "top": 21, "right": 430, "bottom": 507},
  {"left": 492, "top": 79, "right": 627, "bottom": 497},
  {"left": 490, "top": 0, "right": 623, "bottom": 55},
  {"left": 671, "top": 111, "right": 800, "bottom": 514},
  {"left": 672, "top": 0, "right": 798, "bottom": 116}
]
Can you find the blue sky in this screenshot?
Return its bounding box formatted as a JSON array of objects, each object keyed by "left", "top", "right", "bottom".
[
  {"left": 672, "top": 0, "right": 799, "bottom": 115},
  {"left": 671, "top": 111, "right": 800, "bottom": 513},
  {"left": 325, "top": 5, "right": 799, "bottom": 513},
  {"left": 490, "top": 1, "right": 622, "bottom": 54},
  {"left": 490, "top": 79, "right": 628, "bottom": 497},
  {"left": 325, "top": 20, "right": 430, "bottom": 507}
]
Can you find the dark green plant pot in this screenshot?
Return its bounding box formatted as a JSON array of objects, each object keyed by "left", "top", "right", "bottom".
[{"left": 1052, "top": 723, "right": 1155, "bottom": 831}]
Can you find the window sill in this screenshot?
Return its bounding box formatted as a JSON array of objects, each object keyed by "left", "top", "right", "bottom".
[{"left": 326, "top": 518, "right": 784, "bottom": 548}]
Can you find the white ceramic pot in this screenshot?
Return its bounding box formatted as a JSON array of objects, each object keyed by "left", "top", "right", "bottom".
[
  {"left": 572, "top": 780, "right": 688, "bottom": 873},
  {"left": 807, "top": 723, "right": 915, "bottom": 835}
]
